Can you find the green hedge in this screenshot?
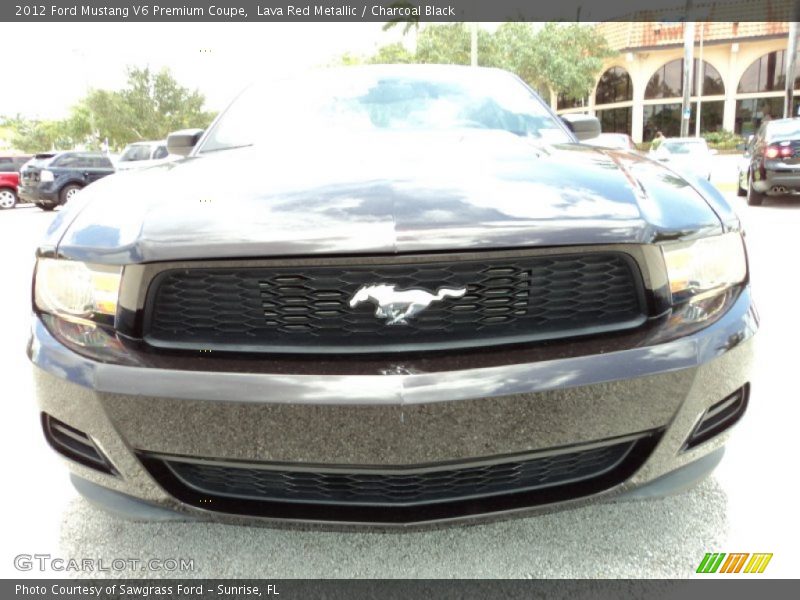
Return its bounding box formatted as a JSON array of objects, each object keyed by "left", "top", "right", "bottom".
[
  {"left": 635, "top": 132, "right": 744, "bottom": 153},
  {"left": 703, "top": 131, "right": 745, "bottom": 151}
]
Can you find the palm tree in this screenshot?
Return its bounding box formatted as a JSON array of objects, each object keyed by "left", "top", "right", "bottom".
[{"left": 381, "top": 1, "right": 421, "bottom": 36}]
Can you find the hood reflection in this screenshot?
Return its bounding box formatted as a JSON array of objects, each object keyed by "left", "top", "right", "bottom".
[{"left": 56, "top": 137, "right": 723, "bottom": 263}]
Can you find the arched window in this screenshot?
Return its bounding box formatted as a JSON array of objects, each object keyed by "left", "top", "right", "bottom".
[
  {"left": 738, "top": 49, "right": 800, "bottom": 93},
  {"left": 645, "top": 59, "right": 724, "bottom": 99},
  {"left": 595, "top": 67, "right": 633, "bottom": 105},
  {"left": 642, "top": 101, "right": 724, "bottom": 141},
  {"left": 596, "top": 107, "right": 632, "bottom": 134}
]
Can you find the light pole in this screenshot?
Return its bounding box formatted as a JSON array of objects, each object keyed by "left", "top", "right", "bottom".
[
  {"left": 785, "top": 20, "right": 799, "bottom": 118},
  {"left": 695, "top": 22, "right": 705, "bottom": 137},
  {"left": 680, "top": 21, "right": 695, "bottom": 137},
  {"left": 470, "top": 23, "right": 478, "bottom": 66}
]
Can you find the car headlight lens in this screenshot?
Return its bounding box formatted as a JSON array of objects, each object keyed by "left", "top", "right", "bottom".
[
  {"left": 34, "top": 259, "right": 121, "bottom": 320},
  {"left": 39, "top": 169, "right": 54, "bottom": 183},
  {"left": 661, "top": 232, "right": 747, "bottom": 303}
]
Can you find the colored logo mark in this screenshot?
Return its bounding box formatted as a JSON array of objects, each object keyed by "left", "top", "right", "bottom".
[{"left": 696, "top": 552, "right": 773, "bottom": 574}]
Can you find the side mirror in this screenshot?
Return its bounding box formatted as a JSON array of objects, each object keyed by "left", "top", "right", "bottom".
[
  {"left": 167, "top": 129, "right": 204, "bottom": 156},
  {"left": 560, "top": 114, "right": 601, "bottom": 141}
]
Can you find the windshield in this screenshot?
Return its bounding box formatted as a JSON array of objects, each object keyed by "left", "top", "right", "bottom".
[
  {"left": 768, "top": 121, "right": 800, "bottom": 141},
  {"left": 120, "top": 145, "right": 152, "bottom": 162},
  {"left": 26, "top": 153, "right": 56, "bottom": 168},
  {"left": 200, "top": 68, "right": 571, "bottom": 152}
]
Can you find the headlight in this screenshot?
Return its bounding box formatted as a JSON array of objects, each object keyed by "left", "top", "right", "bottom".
[
  {"left": 661, "top": 232, "right": 747, "bottom": 303},
  {"left": 39, "top": 170, "right": 54, "bottom": 182},
  {"left": 34, "top": 259, "right": 122, "bottom": 321}
]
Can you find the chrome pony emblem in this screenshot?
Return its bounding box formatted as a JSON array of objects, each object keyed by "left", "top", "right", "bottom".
[{"left": 348, "top": 284, "right": 467, "bottom": 326}]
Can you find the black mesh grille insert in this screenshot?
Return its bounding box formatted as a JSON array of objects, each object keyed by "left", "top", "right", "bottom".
[
  {"left": 142, "top": 434, "right": 655, "bottom": 514},
  {"left": 139, "top": 433, "right": 662, "bottom": 522},
  {"left": 144, "top": 252, "right": 646, "bottom": 353},
  {"left": 160, "top": 441, "right": 632, "bottom": 507}
]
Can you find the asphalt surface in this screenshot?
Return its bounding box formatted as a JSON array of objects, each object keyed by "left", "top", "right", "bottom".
[{"left": 0, "top": 155, "right": 797, "bottom": 578}]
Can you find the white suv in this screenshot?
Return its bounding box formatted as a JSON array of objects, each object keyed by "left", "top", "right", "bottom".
[{"left": 116, "top": 141, "right": 175, "bottom": 171}]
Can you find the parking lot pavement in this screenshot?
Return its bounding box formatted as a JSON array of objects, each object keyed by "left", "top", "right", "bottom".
[
  {"left": 0, "top": 171, "right": 797, "bottom": 578},
  {"left": 709, "top": 154, "right": 742, "bottom": 189}
]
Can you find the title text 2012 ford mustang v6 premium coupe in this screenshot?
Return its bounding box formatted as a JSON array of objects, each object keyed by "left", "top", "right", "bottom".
[{"left": 29, "top": 66, "right": 756, "bottom": 527}]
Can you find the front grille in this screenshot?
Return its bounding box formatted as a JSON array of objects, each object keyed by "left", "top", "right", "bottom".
[
  {"left": 139, "top": 433, "right": 660, "bottom": 523},
  {"left": 144, "top": 252, "right": 646, "bottom": 353}
]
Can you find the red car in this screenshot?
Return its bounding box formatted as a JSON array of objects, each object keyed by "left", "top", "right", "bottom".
[{"left": 0, "top": 155, "right": 33, "bottom": 209}]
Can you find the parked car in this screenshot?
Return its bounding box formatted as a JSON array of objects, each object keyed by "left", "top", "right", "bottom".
[
  {"left": 19, "top": 151, "right": 115, "bottom": 211},
  {"left": 737, "top": 118, "right": 800, "bottom": 206},
  {"left": 116, "top": 140, "right": 174, "bottom": 171},
  {"left": 584, "top": 133, "right": 637, "bottom": 151},
  {"left": 0, "top": 155, "right": 32, "bottom": 209},
  {"left": 650, "top": 137, "right": 717, "bottom": 181},
  {"left": 29, "top": 66, "right": 755, "bottom": 527}
]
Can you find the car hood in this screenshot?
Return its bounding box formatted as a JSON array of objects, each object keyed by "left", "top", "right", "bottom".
[{"left": 51, "top": 131, "right": 731, "bottom": 264}]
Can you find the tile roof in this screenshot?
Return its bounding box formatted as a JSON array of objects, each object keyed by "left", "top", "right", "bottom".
[{"left": 599, "top": 8, "right": 791, "bottom": 51}]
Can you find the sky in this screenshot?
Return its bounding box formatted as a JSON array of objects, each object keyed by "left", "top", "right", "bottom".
[{"left": 2, "top": 22, "right": 408, "bottom": 120}]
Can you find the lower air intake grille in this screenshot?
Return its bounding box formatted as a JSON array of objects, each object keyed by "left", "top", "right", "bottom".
[{"left": 139, "top": 432, "right": 660, "bottom": 523}]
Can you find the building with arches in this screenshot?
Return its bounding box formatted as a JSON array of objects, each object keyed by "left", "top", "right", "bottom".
[{"left": 557, "top": 22, "right": 796, "bottom": 143}]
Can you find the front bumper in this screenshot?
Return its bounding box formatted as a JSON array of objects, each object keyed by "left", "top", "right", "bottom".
[{"left": 29, "top": 287, "right": 757, "bottom": 527}]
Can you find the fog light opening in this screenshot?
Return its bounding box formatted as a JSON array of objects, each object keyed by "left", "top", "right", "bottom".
[{"left": 683, "top": 384, "right": 750, "bottom": 451}]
